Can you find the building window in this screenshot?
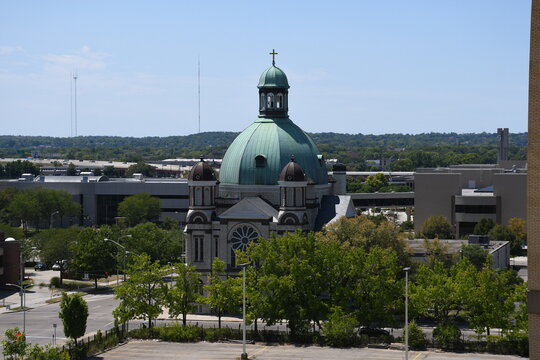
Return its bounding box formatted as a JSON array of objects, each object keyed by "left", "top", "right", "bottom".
[
  {"left": 230, "top": 225, "right": 259, "bottom": 252},
  {"left": 267, "top": 93, "right": 274, "bottom": 108},
  {"left": 194, "top": 236, "right": 204, "bottom": 262},
  {"left": 260, "top": 93, "right": 265, "bottom": 110},
  {"left": 255, "top": 155, "right": 266, "bottom": 168},
  {"left": 277, "top": 93, "right": 283, "bottom": 108},
  {"left": 214, "top": 236, "right": 219, "bottom": 258}
]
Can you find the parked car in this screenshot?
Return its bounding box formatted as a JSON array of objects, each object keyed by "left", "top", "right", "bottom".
[
  {"left": 34, "top": 262, "right": 47, "bottom": 271},
  {"left": 52, "top": 263, "right": 61, "bottom": 271},
  {"left": 359, "top": 327, "right": 391, "bottom": 341}
]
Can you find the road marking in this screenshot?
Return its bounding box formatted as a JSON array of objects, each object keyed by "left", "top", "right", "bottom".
[
  {"left": 250, "top": 345, "right": 269, "bottom": 358},
  {"left": 412, "top": 352, "right": 424, "bottom": 360}
]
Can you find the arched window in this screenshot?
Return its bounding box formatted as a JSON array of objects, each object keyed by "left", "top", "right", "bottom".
[
  {"left": 260, "top": 93, "right": 265, "bottom": 110},
  {"left": 255, "top": 154, "right": 266, "bottom": 168},
  {"left": 204, "top": 188, "right": 211, "bottom": 206},
  {"left": 195, "top": 187, "right": 202, "bottom": 205},
  {"left": 277, "top": 93, "right": 283, "bottom": 108},
  {"left": 267, "top": 93, "right": 274, "bottom": 108}
]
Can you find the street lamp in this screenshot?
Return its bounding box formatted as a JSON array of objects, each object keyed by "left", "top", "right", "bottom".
[
  {"left": 104, "top": 235, "right": 132, "bottom": 282},
  {"left": 403, "top": 266, "right": 411, "bottom": 360},
  {"left": 238, "top": 262, "right": 250, "bottom": 360},
  {"left": 50, "top": 210, "right": 59, "bottom": 229},
  {"left": 7, "top": 282, "right": 31, "bottom": 336}
]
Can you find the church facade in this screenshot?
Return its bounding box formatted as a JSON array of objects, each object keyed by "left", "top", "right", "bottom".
[{"left": 184, "top": 55, "right": 354, "bottom": 274}]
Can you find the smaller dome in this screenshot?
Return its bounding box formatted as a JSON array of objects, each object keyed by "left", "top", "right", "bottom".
[
  {"left": 258, "top": 66, "right": 290, "bottom": 89},
  {"left": 188, "top": 160, "right": 216, "bottom": 181},
  {"left": 279, "top": 157, "right": 306, "bottom": 182}
]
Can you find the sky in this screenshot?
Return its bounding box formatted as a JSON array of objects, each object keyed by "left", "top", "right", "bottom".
[{"left": 0, "top": 1, "right": 532, "bottom": 137}]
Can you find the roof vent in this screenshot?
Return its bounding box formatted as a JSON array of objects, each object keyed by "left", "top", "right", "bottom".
[{"left": 133, "top": 173, "right": 144, "bottom": 181}]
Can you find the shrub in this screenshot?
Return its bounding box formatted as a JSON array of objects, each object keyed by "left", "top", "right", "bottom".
[
  {"left": 50, "top": 277, "right": 61, "bottom": 288},
  {"left": 322, "top": 306, "right": 358, "bottom": 347},
  {"left": 406, "top": 321, "right": 426, "bottom": 350},
  {"left": 433, "top": 323, "right": 461, "bottom": 350}
]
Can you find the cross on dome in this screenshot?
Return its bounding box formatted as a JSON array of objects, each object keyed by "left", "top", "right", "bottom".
[{"left": 269, "top": 49, "right": 278, "bottom": 65}]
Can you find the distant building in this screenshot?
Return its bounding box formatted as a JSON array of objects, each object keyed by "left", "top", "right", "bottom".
[
  {"left": 0, "top": 233, "right": 21, "bottom": 286},
  {"left": 415, "top": 163, "right": 526, "bottom": 238}
]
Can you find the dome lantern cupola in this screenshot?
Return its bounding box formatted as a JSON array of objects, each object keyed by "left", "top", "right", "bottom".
[{"left": 258, "top": 49, "right": 290, "bottom": 118}]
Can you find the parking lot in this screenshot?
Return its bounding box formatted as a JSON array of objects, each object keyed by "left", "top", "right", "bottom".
[{"left": 91, "top": 341, "right": 526, "bottom": 360}]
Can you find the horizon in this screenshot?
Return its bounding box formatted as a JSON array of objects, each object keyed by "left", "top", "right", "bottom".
[{"left": 0, "top": 1, "right": 532, "bottom": 137}]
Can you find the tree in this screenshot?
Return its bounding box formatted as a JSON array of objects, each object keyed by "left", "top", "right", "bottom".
[
  {"left": 488, "top": 224, "right": 521, "bottom": 255},
  {"left": 204, "top": 258, "right": 240, "bottom": 328},
  {"left": 464, "top": 263, "right": 516, "bottom": 335},
  {"left": 424, "top": 238, "right": 452, "bottom": 268},
  {"left": 7, "top": 191, "right": 40, "bottom": 234},
  {"left": 473, "top": 218, "right": 495, "bottom": 235},
  {"left": 166, "top": 262, "right": 201, "bottom": 325},
  {"left": 362, "top": 173, "right": 388, "bottom": 193},
  {"left": 35, "top": 227, "right": 79, "bottom": 285},
  {"left": 117, "top": 194, "right": 161, "bottom": 226},
  {"left": 59, "top": 293, "right": 88, "bottom": 344},
  {"left": 460, "top": 244, "right": 488, "bottom": 270},
  {"left": 102, "top": 166, "right": 118, "bottom": 177},
  {"left": 66, "top": 163, "right": 77, "bottom": 176},
  {"left": 126, "top": 162, "right": 157, "bottom": 177},
  {"left": 69, "top": 227, "right": 118, "bottom": 288},
  {"left": 3, "top": 160, "right": 39, "bottom": 179},
  {"left": 113, "top": 254, "right": 167, "bottom": 328},
  {"left": 508, "top": 217, "right": 526, "bottom": 246},
  {"left": 1, "top": 328, "right": 28, "bottom": 359},
  {"left": 421, "top": 215, "right": 454, "bottom": 239},
  {"left": 389, "top": 158, "right": 414, "bottom": 171},
  {"left": 123, "top": 222, "right": 183, "bottom": 264}
]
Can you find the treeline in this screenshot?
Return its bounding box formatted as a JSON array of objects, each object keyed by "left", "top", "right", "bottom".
[
  {"left": 0, "top": 132, "right": 527, "bottom": 170},
  {"left": 110, "top": 216, "right": 527, "bottom": 356}
]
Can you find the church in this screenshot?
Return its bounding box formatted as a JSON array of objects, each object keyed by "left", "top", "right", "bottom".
[{"left": 184, "top": 52, "right": 355, "bottom": 274}]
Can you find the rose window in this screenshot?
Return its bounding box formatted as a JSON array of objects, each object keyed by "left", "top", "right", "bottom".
[{"left": 231, "top": 226, "right": 259, "bottom": 251}]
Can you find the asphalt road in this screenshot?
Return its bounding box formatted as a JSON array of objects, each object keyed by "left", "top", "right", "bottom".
[{"left": 91, "top": 341, "right": 526, "bottom": 360}]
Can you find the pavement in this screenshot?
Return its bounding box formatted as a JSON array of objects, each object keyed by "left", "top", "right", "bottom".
[{"left": 92, "top": 341, "right": 527, "bottom": 360}]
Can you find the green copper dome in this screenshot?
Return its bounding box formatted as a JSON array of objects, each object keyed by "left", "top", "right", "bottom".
[
  {"left": 258, "top": 66, "right": 290, "bottom": 88},
  {"left": 219, "top": 117, "right": 328, "bottom": 185}
]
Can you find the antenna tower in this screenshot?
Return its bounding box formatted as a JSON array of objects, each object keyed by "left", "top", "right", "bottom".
[
  {"left": 73, "top": 72, "right": 78, "bottom": 136},
  {"left": 198, "top": 57, "right": 201, "bottom": 133}
]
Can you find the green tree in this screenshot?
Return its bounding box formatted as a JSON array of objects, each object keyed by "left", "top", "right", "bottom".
[
  {"left": 102, "top": 166, "right": 118, "bottom": 177},
  {"left": 488, "top": 224, "right": 521, "bottom": 255},
  {"left": 362, "top": 173, "right": 388, "bottom": 193},
  {"left": 35, "top": 227, "right": 79, "bottom": 285},
  {"left": 117, "top": 194, "right": 161, "bottom": 226},
  {"left": 59, "top": 293, "right": 88, "bottom": 344},
  {"left": 389, "top": 158, "right": 415, "bottom": 171},
  {"left": 323, "top": 306, "right": 358, "bottom": 347},
  {"left": 3, "top": 160, "right": 39, "bottom": 179},
  {"left": 1, "top": 327, "right": 28, "bottom": 359},
  {"left": 460, "top": 244, "right": 488, "bottom": 270},
  {"left": 473, "top": 218, "right": 495, "bottom": 235},
  {"left": 204, "top": 258, "right": 240, "bottom": 328},
  {"left": 246, "top": 232, "right": 327, "bottom": 337},
  {"left": 126, "top": 162, "right": 157, "bottom": 177},
  {"left": 465, "top": 263, "right": 516, "bottom": 335},
  {"left": 25, "top": 344, "right": 69, "bottom": 360},
  {"left": 69, "top": 227, "right": 118, "bottom": 287},
  {"left": 66, "top": 163, "right": 77, "bottom": 176},
  {"left": 165, "top": 263, "right": 201, "bottom": 325},
  {"left": 124, "top": 222, "right": 183, "bottom": 264},
  {"left": 420, "top": 215, "right": 454, "bottom": 239},
  {"left": 7, "top": 191, "right": 40, "bottom": 234},
  {"left": 113, "top": 254, "right": 167, "bottom": 328},
  {"left": 424, "top": 238, "right": 452, "bottom": 268}
]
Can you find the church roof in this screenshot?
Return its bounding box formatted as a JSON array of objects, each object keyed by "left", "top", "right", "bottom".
[
  {"left": 219, "top": 197, "right": 278, "bottom": 221},
  {"left": 258, "top": 65, "right": 289, "bottom": 88},
  {"left": 219, "top": 117, "right": 328, "bottom": 185},
  {"left": 188, "top": 160, "right": 216, "bottom": 181},
  {"left": 279, "top": 157, "right": 306, "bottom": 182}
]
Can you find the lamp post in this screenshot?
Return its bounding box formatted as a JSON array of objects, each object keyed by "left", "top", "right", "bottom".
[
  {"left": 403, "top": 266, "right": 411, "bottom": 360},
  {"left": 50, "top": 210, "right": 59, "bottom": 229},
  {"left": 104, "top": 235, "right": 131, "bottom": 282},
  {"left": 7, "top": 282, "right": 30, "bottom": 336},
  {"left": 238, "top": 262, "right": 250, "bottom": 360}
]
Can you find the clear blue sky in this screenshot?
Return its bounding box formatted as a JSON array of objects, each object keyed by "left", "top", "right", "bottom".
[{"left": 0, "top": 1, "right": 532, "bottom": 137}]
